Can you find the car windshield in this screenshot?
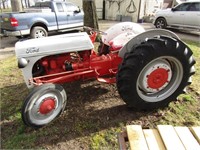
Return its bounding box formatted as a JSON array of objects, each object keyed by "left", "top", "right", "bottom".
[{"left": 174, "top": 2, "right": 200, "bottom": 11}]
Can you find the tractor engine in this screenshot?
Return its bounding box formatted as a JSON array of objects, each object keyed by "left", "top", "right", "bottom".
[
  {"left": 32, "top": 50, "right": 91, "bottom": 77},
  {"left": 15, "top": 32, "right": 94, "bottom": 88}
]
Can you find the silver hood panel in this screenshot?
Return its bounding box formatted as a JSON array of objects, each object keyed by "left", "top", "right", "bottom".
[{"left": 15, "top": 32, "right": 94, "bottom": 58}]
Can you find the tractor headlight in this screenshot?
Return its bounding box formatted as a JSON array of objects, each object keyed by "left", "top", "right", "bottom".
[{"left": 18, "top": 58, "right": 28, "bottom": 68}]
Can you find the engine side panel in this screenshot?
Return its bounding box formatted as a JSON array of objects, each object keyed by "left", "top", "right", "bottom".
[
  {"left": 15, "top": 32, "right": 94, "bottom": 58},
  {"left": 102, "top": 22, "right": 145, "bottom": 46}
]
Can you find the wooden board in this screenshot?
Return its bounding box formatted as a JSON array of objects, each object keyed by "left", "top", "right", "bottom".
[
  {"left": 143, "top": 129, "right": 166, "bottom": 150},
  {"left": 123, "top": 125, "right": 200, "bottom": 150},
  {"left": 126, "top": 125, "right": 148, "bottom": 150},
  {"left": 175, "top": 126, "right": 200, "bottom": 150},
  {"left": 157, "top": 125, "right": 185, "bottom": 150},
  {"left": 190, "top": 126, "right": 200, "bottom": 144}
]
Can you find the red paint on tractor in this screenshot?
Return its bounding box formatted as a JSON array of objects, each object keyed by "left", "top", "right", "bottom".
[
  {"left": 89, "top": 31, "right": 98, "bottom": 43},
  {"left": 39, "top": 98, "right": 55, "bottom": 114},
  {"left": 147, "top": 68, "right": 169, "bottom": 89},
  {"left": 31, "top": 31, "right": 122, "bottom": 85}
]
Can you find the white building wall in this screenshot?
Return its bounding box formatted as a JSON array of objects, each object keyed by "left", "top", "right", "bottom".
[
  {"left": 105, "top": 0, "right": 140, "bottom": 22},
  {"left": 67, "top": 0, "right": 103, "bottom": 19},
  {"left": 139, "top": 0, "right": 163, "bottom": 20},
  {"left": 146, "top": 0, "right": 162, "bottom": 13},
  {"left": 67, "top": 0, "right": 103, "bottom": 8},
  {"left": 96, "top": 0, "right": 103, "bottom": 19},
  {"left": 105, "top": 0, "right": 163, "bottom": 22}
]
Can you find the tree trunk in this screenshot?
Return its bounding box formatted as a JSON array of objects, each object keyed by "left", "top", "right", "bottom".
[
  {"left": 0, "top": 0, "right": 2, "bottom": 9},
  {"left": 11, "top": 0, "right": 23, "bottom": 12},
  {"left": 21, "top": 0, "right": 25, "bottom": 8},
  {"left": 28, "top": 0, "right": 30, "bottom": 7},
  {"left": 82, "top": 0, "right": 99, "bottom": 29},
  {"left": 2, "top": 0, "right": 6, "bottom": 9}
]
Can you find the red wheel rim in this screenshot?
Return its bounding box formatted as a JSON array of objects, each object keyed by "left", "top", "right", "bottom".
[
  {"left": 39, "top": 98, "right": 55, "bottom": 114},
  {"left": 147, "top": 68, "right": 169, "bottom": 89}
]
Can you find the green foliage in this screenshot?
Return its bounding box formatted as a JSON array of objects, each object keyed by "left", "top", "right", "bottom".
[
  {"left": 157, "top": 94, "right": 200, "bottom": 126},
  {"left": 90, "top": 128, "right": 122, "bottom": 149},
  {"left": 74, "top": 120, "right": 100, "bottom": 135},
  {"left": 185, "top": 40, "right": 200, "bottom": 94},
  {"left": 4, "top": 133, "right": 37, "bottom": 149}
]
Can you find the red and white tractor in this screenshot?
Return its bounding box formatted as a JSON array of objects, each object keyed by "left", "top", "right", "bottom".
[{"left": 15, "top": 22, "right": 195, "bottom": 128}]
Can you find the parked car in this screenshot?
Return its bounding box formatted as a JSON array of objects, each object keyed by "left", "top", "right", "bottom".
[
  {"left": 0, "top": 1, "right": 84, "bottom": 38},
  {"left": 153, "top": 1, "right": 200, "bottom": 30}
]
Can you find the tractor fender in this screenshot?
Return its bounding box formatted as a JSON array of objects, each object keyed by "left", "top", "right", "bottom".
[
  {"left": 102, "top": 22, "right": 145, "bottom": 46},
  {"left": 119, "top": 29, "right": 180, "bottom": 58}
]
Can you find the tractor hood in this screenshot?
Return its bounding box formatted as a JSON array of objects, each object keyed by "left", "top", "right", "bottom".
[{"left": 15, "top": 32, "right": 94, "bottom": 58}]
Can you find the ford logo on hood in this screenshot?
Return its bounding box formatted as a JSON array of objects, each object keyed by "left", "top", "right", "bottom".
[{"left": 26, "top": 47, "right": 39, "bottom": 54}]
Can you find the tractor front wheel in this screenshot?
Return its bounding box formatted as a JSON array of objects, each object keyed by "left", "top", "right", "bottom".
[
  {"left": 117, "top": 36, "right": 195, "bottom": 110},
  {"left": 21, "top": 84, "right": 67, "bottom": 128}
]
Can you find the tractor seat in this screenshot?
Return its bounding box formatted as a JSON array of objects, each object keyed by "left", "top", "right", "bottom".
[{"left": 108, "top": 32, "right": 137, "bottom": 51}]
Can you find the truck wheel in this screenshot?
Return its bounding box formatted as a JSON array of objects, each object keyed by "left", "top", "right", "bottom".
[
  {"left": 22, "top": 84, "right": 67, "bottom": 128},
  {"left": 117, "top": 36, "right": 195, "bottom": 110},
  {"left": 30, "top": 26, "right": 48, "bottom": 38},
  {"left": 155, "top": 18, "right": 167, "bottom": 29}
]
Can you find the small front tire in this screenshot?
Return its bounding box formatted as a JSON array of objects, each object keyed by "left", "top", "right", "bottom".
[{"left": 21, "top": 84, "right": 67, "bottom": 128}]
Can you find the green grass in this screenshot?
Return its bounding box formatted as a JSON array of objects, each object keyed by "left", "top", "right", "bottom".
[
  {"left": 0, "top": 40, "right": 200, "bottom": 149},
  {"left": 90, "top": 128, "right": 122, "bottom": 149},
  {"left": 4, "top": 132, "right": 37, "bottom": 149},
  {"left": 184, "top": 40, "right": 200, "bottom": 94},
  {"left": 154, "top": 40, "right": 200, "bottom": 126},
  {"left": 152, "top": 40, "right": 200, "bottom": 127}
]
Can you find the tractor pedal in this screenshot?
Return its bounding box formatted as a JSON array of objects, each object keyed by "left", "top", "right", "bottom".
[{"left": 97, "top": 77, "right": 116, "bottom": 83}]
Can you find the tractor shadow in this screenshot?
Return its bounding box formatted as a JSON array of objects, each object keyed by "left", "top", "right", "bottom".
[
  {"left": 1, "top": 80, "right": 162, "bottom": 149},
  {"left": 38, "top": 80, "right": 161, "bottom": 147}
]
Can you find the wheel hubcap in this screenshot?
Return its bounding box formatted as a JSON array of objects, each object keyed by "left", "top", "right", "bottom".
[
  {"left": 147, "top": 68, "right": 169, "bottom": 89},
  {"left": 35, "top": 30, "right": 45, "bottom": 38},
  {"left": 137, "top": 57, "right": 183, "bottom": 102},
  {"left": 139, "top": 60, "right": 172, "bottom": 93},
  {"left": 157, "top": 20, "right": 164, "bottom": 28},
  {"left": 39, "top": 98, "right": 55, "bottom": 114}
]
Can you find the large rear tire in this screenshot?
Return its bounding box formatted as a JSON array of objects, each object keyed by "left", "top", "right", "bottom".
[
  {"left": 117, "top": 36, "right": 195, "bottom": 110},
  {"left": 22, "top": 84, "right": 67, "bottom": 128}
]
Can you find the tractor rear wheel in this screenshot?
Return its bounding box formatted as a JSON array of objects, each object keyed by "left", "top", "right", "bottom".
[
  {"left": 117, "top": 36, "right": 195, "bottom": 110},
  {"left": 21, "top": 84, "right": 67, "bottom": 128}
]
